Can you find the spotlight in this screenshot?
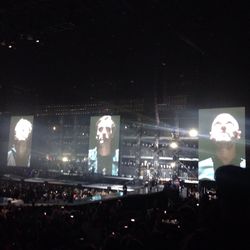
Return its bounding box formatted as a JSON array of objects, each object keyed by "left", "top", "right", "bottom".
[
  {"left": 189, "top": 129, "right": 198, "bottom": 137},
  {"left": 62, "top": 156, "right": 68, "bottom": 162},
  {"left": 170, "top": 141, "right": 178, "bottom": 149},
  {"left": 170, "top": 162, "right": 176, "bottom": 168}
]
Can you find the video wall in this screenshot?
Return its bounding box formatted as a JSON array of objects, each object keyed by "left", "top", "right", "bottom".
[
  {"left": 7, "top": 116, "right": 34, "bottom": 167},
  {"left": 88, "top": 115, "right": 120, "bottom": 176},
  {"left": 0, "top": 114, "right": 122, "bottom": 176},
  {"left": 2, "top": 107, "right": 246, "bottom": 180},
  {"left": 198, "top": 107, "right": 246, "bottom": 181}
]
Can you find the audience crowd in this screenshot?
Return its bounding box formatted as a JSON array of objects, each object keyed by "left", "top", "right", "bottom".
[{"left": 0, "top": 165, "right": 249, "bottom": 250}]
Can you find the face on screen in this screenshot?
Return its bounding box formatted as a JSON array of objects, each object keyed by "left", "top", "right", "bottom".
[
  {"left": 210, "top": 113, "right": 241, "bottom": 143},
  {"left": 89, "top": 115, "right": 120, "bottom": 176},
  {"left": 14, "top": 118, "right": 33, "bottom": 141},
  {"left": 96, "top": 116, "right": 115, "bottom": 145},
  {"left": 198, "top": 107, "right": 245, "bottom": 181},
  {"left": 7, "top": 116, "right": 34, "bottom": 167}
]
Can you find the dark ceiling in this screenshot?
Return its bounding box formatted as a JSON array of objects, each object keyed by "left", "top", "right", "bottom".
[{"left": 0, "top": 0, "right": 250, "bottom": 107}]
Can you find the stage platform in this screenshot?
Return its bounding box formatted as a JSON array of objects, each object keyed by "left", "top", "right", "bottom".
[
  {"left": 1, "top": 173, "right": 144, "bottom": 192},
  {"left": 0, "top": 173, "right": 166, "bottom": 207}
]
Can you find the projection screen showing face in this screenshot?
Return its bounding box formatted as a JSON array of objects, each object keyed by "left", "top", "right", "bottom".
[
  {"left": 7, "top": 116, "right": 34, "bottom": 167},
  {"left": 88, "top": 115, "right": 120, "bottom": 176},
  {"left": 198, "top": 107, "right": 245, "bottom": 181}
]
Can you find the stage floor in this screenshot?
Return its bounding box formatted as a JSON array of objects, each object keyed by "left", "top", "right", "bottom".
[
  {"left": 0, "top": 173, "right": 164, "bottom": 206},
  {"left": 1, "top": 174, "right": 144, "bottom": 192}
]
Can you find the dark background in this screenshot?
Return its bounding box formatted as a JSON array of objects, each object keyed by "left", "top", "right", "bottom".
[{"left": 0, "top": 0, "right": 250, "bottom": 107}]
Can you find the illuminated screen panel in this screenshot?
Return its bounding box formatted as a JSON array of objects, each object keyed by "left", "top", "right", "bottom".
[
  {"left": 88, "top": 115, "right": 120, "bottom": 176},
  {"left": 198, "top": 107, "right": 245, "bottom": 181},
  {"left": 7, "top": 116, "right": 34, "bottom": 167}
]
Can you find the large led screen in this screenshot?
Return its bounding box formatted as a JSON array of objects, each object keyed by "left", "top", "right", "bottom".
[
  {"left": 7, "top": 116, "right": 34, "bottom": 167},
  {"left": 88, "top": 115, "right": 120, "bottom": 176},
  {"left": 198, "top": 107, "right": 245, "bottom": 181}
]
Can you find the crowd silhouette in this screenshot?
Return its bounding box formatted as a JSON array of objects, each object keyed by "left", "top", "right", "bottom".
[{"left": 0, "top": 165, "right": 249, "bottom": 250}]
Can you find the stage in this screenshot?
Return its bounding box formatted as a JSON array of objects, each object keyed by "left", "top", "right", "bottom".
[{"left": 0, "top": 173, "right": 164, "bottom": 206}]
